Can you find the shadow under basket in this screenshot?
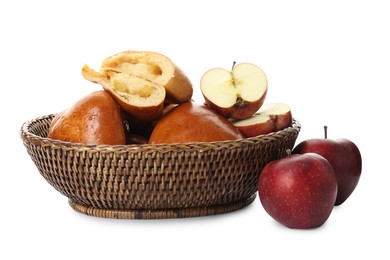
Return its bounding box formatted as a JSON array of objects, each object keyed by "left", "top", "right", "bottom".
[{"left": 20, "top": 114, "right": 301, "bottom": 219}]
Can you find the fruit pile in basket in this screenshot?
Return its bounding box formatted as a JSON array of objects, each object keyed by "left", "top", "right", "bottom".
[{"left": 46, "top": 50, "right": 361, "bottom": 229}]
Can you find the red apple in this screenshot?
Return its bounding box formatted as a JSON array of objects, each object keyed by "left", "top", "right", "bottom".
[
  {"left": 200, "top": 62, "right": 268, "bottom": 119},
  {"left": 292, "top": 126, "right": 362, "bottom": 205},
  {"left": 258, "top": 151, "right": 337, "bottom": 229},
  {"left": 232, "top": 103, "right": 292, "bottom": 137}
]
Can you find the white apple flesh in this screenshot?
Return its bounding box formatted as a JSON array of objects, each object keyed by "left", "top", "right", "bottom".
[
  {"left": 200, "top": 62, "right": 268, "bottom": 120},
  {"left": 233, "top": 103, "right": 292, "bottom": 137}
]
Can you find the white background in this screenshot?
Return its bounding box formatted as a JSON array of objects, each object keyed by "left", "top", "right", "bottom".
[{"left": 1, "top": 0, "right": 389, "bottom": 259}]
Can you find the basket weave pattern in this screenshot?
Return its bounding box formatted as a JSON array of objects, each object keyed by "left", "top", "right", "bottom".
[{"left": 21, "top": 114, "right": 300, "bottom": 218}]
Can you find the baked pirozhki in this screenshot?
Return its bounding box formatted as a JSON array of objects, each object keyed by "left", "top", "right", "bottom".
[
  {"left": 82, "top": 65, "right": 166, "bottom": 121},
  {"left": 82, "top": 51, "right": 193, "bottom": 120},
  {"left": 48, "top": 90, "right": 126, "bottom": 145},
  {"left": 100, "top": 51, "right": 193, "bottom": 103},
  {"left": 148, "top": 102, "right": 244, "bottom": 144}
]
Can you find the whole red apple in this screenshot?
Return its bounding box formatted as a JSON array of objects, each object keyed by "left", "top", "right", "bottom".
[
  {"left": 292, "top": 126, "right": 362, "bottom": 205},
  {"left": 258, "top": 151, "right": 337, "bottom": 229}
]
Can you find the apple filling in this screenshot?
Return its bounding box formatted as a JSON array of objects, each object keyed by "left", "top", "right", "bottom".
[
  {"left": 101, "top": 52, "right": 170, "bottom": 84},
  {"left": 113, "top": 76, "right": 164, "bottom": 104},
  {"left": 104, "top": 62, "right": 163, "bottom": 81}
]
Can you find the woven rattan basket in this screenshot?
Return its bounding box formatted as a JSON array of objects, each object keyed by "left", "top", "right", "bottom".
[{"left": 20, "top": 114, "right": 300, "bottom": 219}]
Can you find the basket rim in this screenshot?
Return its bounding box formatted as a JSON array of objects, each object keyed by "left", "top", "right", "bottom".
[{"left": 20, "top": 113, "right": 301, "bottom": 152}]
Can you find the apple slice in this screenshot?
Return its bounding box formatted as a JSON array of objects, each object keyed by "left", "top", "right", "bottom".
[
  {"left": 200, "top": 62, "right": 268, "bottom": 119},
  {"left": 233, "top": 103, "right": 292, "bottom": 137}
]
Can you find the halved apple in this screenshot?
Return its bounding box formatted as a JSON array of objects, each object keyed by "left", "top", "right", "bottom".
[
  {"left": 233, "top": 103, "right": 292, "bottom": 137},
  {"left": 200, "top": 62, "right": 268, "bottom": 119}
]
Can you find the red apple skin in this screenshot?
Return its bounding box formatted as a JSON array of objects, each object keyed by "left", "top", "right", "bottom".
[
  {"left": 258, "top": 153, "right": 337, "bottom": 229},
  {"left": 236, "top": 117, "right": 276, "bottom": 137},
  {"left": 203, "top": 91, "right": 267, "bottom": 120},
  {"left": 292, "top": 138, "right": 362, "bottom": 205},
  {"left": 272, "top": 110, "right": 293, "bottom": 131},
  {"left": 233, "top": 108, "right": 292, "bottom": 138}
]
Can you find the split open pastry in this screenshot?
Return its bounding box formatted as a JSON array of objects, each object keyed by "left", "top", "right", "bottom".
[{"left": 82, "top": 51, "right": 193, "bottom": 121}]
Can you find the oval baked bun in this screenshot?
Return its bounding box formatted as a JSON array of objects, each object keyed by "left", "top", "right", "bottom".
[
  {"left": 148, "top": 102, "right": 244, "bottom": 144},
  {"left": 48, "top": 90, "right": 126, "bottom": 145}
]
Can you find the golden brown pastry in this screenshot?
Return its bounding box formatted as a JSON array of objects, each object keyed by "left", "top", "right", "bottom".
[
  {"left": 82, "top": 50, "right": 193, "bottom": 120},
  {"left": 48, "top": 90, "right": 126, "bottom": 145},
  {"left": 148, "top": 102, "right": 244, "bottom": 144},
  {"left": 100, "top": 51, "right": 193, "bottom": 103},
  {"left": 82, "top": 65, "right": 165, "bottom": 121}
]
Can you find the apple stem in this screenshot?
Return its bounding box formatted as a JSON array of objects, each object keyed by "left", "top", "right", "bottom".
[
  {"left": 324, "top": 125, "right": 328, "bottom": 139},
  {"left": 286, "top": 149, "right": 292, "bottom": 158},
  {"left": 231, "top": 61, "right": 236, "bottom": 71},
  {"left": 231, "top": 61, "right": 237, "bottom": 86}
]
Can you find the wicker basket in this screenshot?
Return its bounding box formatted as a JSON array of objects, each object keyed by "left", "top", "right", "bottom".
[{"left": 20, "top": 114, "right": 300, "bottom": 219}]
